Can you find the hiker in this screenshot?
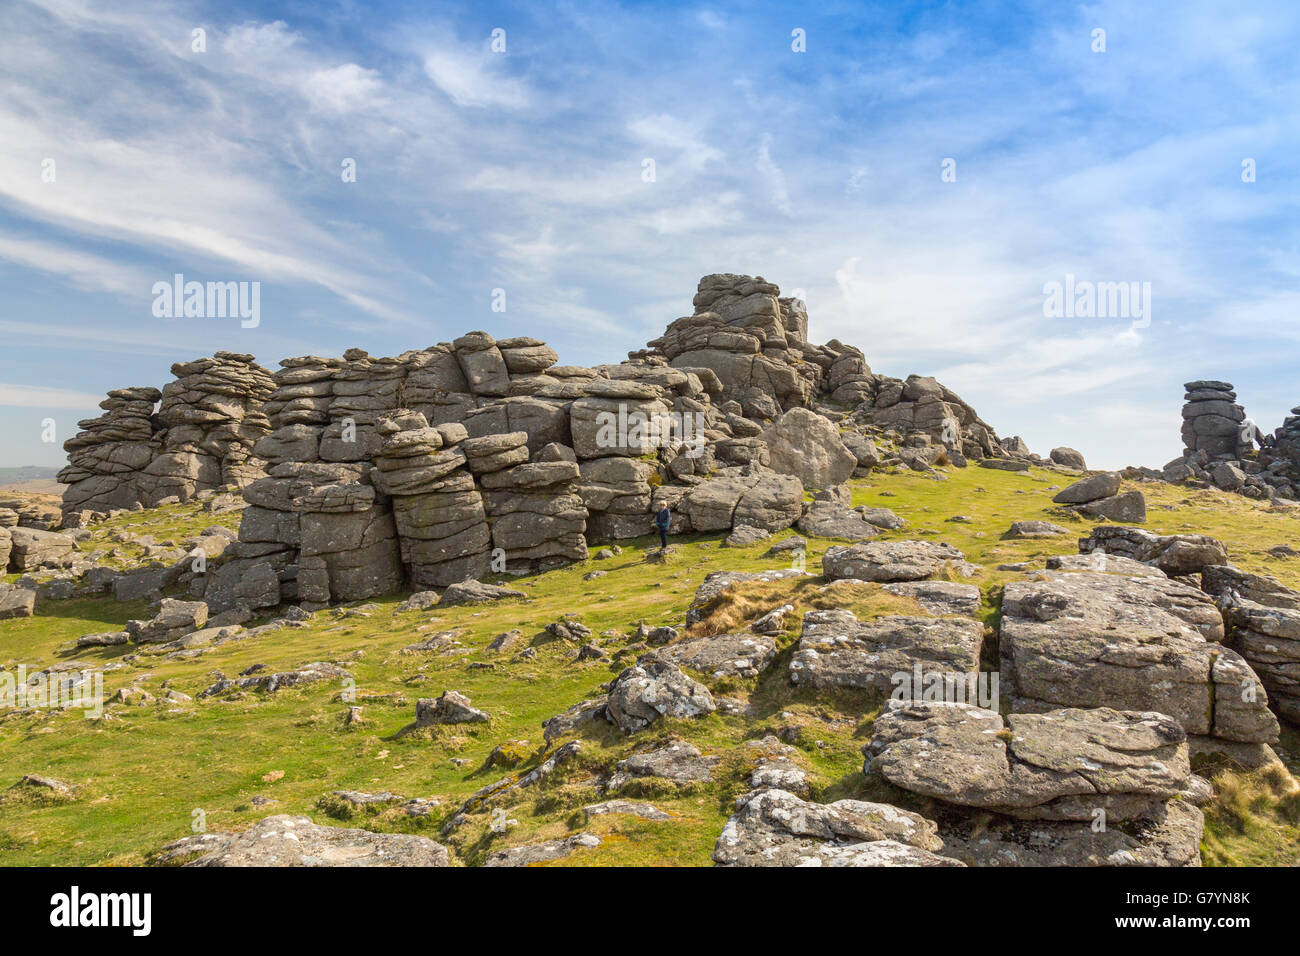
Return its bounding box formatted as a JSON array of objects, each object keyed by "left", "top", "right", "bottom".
[{"left": 654, "top": 500, "right": 671, "bottom": 549}]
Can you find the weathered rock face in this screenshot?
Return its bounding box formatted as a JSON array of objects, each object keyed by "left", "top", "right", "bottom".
[
  {"left": 641, "top": 273, "right": 1005, "bottom": 456},
  {"left": 67, "top": 273, "right": 1011, "bottom": 611},
  {"left": 60, "top": 353, "right": 275, "bottom": 517},
  {"left": 156, "top": 814, "right": 450, "bottom": 866},
  {"left": 656, "top": 631, "right": 778, "bottom": 680},
  {"left": 649, "top": 274, "right": 820, "bottom": 417},
  {"left": 999, "top": 571, "right": 1279, "bottom": 744},
  {"left": 605, "top": 657, "right": 716, "bottom": 732},
  {"left": 1080, "top": 526, "right": 1228, "bottom": 576},
  {"left": 1203, "top": 565, "right": 1300, "bottom": 723},
  {"left": 1181, "top": 380, "right": 1245, "bottom": 460},
  {"left": 822, "top": 540, "right": 974, "bottom": 583},
  {"left": 865, "top": 702, "right": 1204, "bottom": 867},
  {"left": 761, "top": 408, "right": 856, "bottom": 491},
  {"left": 868, "top": 703, "right": 1189, "bottom": 813},
  {"left": 677, "top": 468, "right": 803, "bottom": 535},
  {"left": 790, "top": 608, "right": 984, "bottom": 697},
  {"left": 713, "top": 787, "right": 957, "bottom": 867}
]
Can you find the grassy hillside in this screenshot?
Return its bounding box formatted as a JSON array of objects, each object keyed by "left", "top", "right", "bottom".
[{"left": 1, "top": 463, "right": 1297, "bottom": 866}]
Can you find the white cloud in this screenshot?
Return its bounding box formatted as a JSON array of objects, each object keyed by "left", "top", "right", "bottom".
[
  {"left": 756, "top": 134, "right": 792, "bottom": 215},
  {"left": 422, "top": 48, "right": 529, "bottom": 108},
  {"left": 0, "top": 383, "right": 104, "bottom": 408},
  {"left": 304, "top": 63, "right": 385, "bottom": 113}
]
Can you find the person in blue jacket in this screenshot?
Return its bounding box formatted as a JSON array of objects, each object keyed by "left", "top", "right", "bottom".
[{"left": 654, "top": 501, "right": 671, "bottom": 549}]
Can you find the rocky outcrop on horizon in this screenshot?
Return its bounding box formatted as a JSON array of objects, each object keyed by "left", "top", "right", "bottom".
[
  {"left": 59, "top": 273, "right": 1030, "bottom": 611},
  {"left": 58, "top": 352, "right": 274, "bottom": 519}
]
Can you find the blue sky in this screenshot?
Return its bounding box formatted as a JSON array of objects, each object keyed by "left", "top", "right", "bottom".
[{"left": 1, "top": 0, "right": 1297, "bottom": 471}]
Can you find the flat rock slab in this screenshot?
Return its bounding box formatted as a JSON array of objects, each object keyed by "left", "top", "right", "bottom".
[
  {"left": 0, "top": 588, "right": 36, "bottom": 620},
  {"left": 657, "top": 632, "right": 778, "bottom": 679},
  {"left": 790, "top": 608, "right": 983, "bottom": 696},
  {"left": 439, "top": 580, "right": 527, "bottom": 606},
  {"left": 483, "top": 832, "right": 601, "bottom": 867},
  {"left": 999, "top": 572, "right": 1278, "bottom": 743},
  {"left": 712, "top": 788, "right": 958, "bottom": 867},
  {"left": 796, "top": 501, "right": 881, "bottom": 541},
  {"left": 583, "top": 800, "right": 676, "bottom": 822},
  {"left": 867, "top": 702, "right": 1189, "bottom": 814},
  {"left": 881, "top": 581, "right": 981, "bottom": 617},
  {"left": 1005, "top": 520, "right": 1070, "bottom": 538},
  {"left": 157, "top": 814, "right": 450, "bottom": 866},
  {"left": 822, "top": 540, "right": 973, "bottom": 583},
  {"left": 936, "top": 799, "right": 1204, "bottom": 867},
  {"left": 606, "top": 740, "right": 718, "bottom": 789},
  {"left": 1045, "top": 553, "right": 1166, "bottom": 577}
]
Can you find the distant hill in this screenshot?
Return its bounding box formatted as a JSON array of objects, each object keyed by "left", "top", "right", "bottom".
[{"left": 0, "top": 465, "right": 60, "bottom": 483}]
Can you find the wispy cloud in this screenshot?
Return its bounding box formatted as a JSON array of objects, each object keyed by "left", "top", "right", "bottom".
[{"left": 1, "top": 0, "right": 1298, "bottom": 473}]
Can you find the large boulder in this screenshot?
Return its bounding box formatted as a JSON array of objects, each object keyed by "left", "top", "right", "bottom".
[
  {"left": 156, "top": 814, "right": 450, "bottom": 866},
  {"left": 796, "top": 501, "right": 881, "bottom": 541},
  {"left": 712, "top": 788, "right": 957, "bottom": 867},
  {"left": 761, "top": 408, "right": 856, "bottom": 491},
  {"left": 865, "top": 702, "right": 1205, "bottom": 867},
  {"left": 1050, "top": 447, "right": 1087, "bottom": 469},
  {"left": 999, "top": 571, "right": 1278, "bottom": 744},
  {"left": 822, "top": 540, "right": 973, "bottom": 582},
  {"left": 790, "top": 608, "right": 983, "bottom": 696},
  {"left": 1052, "top": 472, "right": 1121, "bottom": 504},
  {"left": 605, "top": 658, "right": 716, "bottom": 732},
  {"left": 6, "top": 528, "right": 76, "bottom": 571},
  {"left": 867, "top": 703, "right": 1189, "bottom": 814}
]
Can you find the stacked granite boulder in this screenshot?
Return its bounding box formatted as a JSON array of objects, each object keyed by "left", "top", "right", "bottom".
[
  {"left": 465, "top": 431, "right": 588, "bottom": 574},
  {"left": 67, "top": 273, "right": 1030, "bottom": 609},
  {"left": 849, "top": 374, "right": 1003, "bottom": 461},
  {"left": 647, "top": 274, "right": 819, "bottom": 419},
  {"left": 146, "top": 352, "right": 273, "bottom": 499},
  {"left": 641, "top": 274, "right": 1004, "bottom": 460},
  {"left": 59, "top": 352, "right": 275, "bottom": 519},
  {"left": 1160, "top": 381, "right": 1296, "bottom": 500},
  {"left": 58, "top": 386, "right": 163, "bottom": 515},
  {"left": 1180, "top": 381, "right": 1244, "bottom": 460},
  {"left": 374, "top": 413, "right": 491, "bottom": 587},
  {"left": 1202, "top": 565, "right": 1300, "bottom": 724},
  {"left": 1259, "top": 407, "right": 1300, "bottom": 498}
]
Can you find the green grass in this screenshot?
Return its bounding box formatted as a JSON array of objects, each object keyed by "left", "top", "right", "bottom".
[{"left": 1, "top": 464, "right": 1298, "bottom": 865}]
